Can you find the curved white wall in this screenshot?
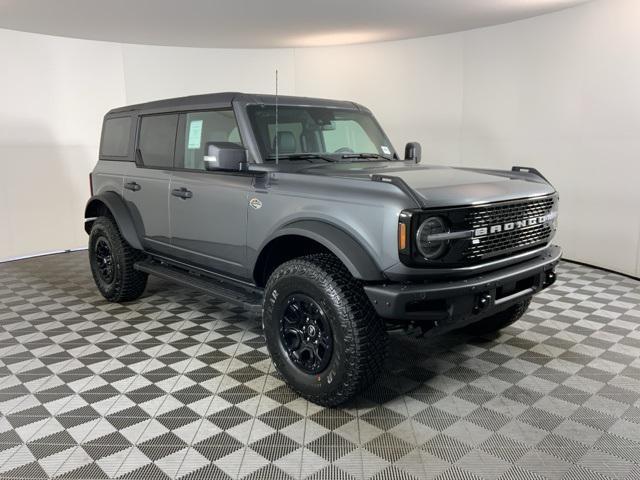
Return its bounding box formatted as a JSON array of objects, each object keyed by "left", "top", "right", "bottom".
[
  {"left": 0, "top": 33, "right": 295, "bottom": 261},
  {"left": 0, "top": 30, "right": 125, "bottom": 260},
  {"left": 1, "top": 0, "right": 639, "bottom": 276}
]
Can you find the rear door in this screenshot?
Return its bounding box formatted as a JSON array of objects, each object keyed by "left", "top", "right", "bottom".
[
  {"left": 169, "top": 109, "right": 252, "bottom": 279},
  {"left": 124, "top": 113, "right": 178, "bottom": 256}
]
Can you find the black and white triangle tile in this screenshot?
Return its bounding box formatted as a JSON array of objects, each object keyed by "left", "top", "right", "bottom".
[{"left": 0, "top": 252, "right": 639, "bottom": 479}]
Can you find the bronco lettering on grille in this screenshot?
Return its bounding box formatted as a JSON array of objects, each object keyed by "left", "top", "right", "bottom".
[{"left": 473, "top": 212, "right": 556, "bottom": 238}]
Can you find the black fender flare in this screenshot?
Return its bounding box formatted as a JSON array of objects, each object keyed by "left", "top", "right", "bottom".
[
  {"left": 84, "top": 191, "right": 143, "bottom": 250},
  {"left": 258, "top": 220, "right": 384, "bottom": 281}
]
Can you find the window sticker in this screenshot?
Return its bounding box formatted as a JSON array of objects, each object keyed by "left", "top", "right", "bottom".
[
  {"left": 381, "top": 145, "right": 391, "bottom": 155},
  {"left": 187, "top": 120, "right": 203, "bottom": 149}
]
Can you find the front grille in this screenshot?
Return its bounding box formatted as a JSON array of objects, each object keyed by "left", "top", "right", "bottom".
[
  {"left": 464, "top": 196, "right": 555, "bottom": 229},
  {"left": 465, "top": 223, "right": 553, "bottom": 259},
  {"left": 462, "top": 195, "right": 557, "bottom": 260}
]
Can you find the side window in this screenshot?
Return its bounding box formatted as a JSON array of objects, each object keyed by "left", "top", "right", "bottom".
[
  {"left": 178, "top": 110, "right": 243, "bottom": 170},
  {"left": 100, "top": 116, "right": 131, "bottom": 157},
  {"left": 138, "top": 114, "right": 179, "bottom": 168}
]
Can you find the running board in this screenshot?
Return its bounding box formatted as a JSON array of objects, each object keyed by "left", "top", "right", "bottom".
[{"left": 134, "top": 259, "right": 263, "bottom": 313}]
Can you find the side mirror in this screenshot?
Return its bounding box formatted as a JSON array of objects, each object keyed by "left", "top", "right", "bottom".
[
  {"left": 404, "top": 142, "right": 422, "bottom": 163},
  {"left": 204, "top": 142, "right": 247, "bottom": 171}
]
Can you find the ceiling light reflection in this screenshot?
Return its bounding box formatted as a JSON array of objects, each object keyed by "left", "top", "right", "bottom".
[{"left": 293, "top": 30, "right": 394, "bottom": 47}]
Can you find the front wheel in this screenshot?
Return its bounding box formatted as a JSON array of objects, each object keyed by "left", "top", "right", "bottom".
[
  {"left": 88, "top": 216, "right": 148, "bottom": 302},
  {"left": 262, "top": 254, "right": 387, "bottom": 407}
]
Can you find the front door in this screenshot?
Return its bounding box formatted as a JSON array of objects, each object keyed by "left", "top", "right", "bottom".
[
  {"left": 169, "top": 110, "right": 252, "bottom": 279},
  {"left": 124, "top": 113, "right": 178, "bottom": 256}
]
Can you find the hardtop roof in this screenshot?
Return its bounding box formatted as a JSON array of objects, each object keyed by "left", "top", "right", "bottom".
[{"left": 107, "top": 92, "right": 363, "bottom": 116}]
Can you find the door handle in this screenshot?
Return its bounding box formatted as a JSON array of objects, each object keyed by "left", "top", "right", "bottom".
[
  {"left": 172, "top": 187, "right": 193, "bottom": 199},
  {"left": 125, "top": 181, "right": 141, "bottom": 192}
]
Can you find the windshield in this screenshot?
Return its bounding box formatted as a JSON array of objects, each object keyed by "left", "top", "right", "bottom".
[{"left": 247, "top": 105, "right": 396, "bottom": 161}]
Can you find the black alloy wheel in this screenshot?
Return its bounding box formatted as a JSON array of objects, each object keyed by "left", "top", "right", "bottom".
[
  {"left": 280, "top": 293, "right": 333, "bottom": 374},
  {"left": 88, "top": 216, "right": 148, "bottom": 302},
  {"left": 262, "top": 253, "right": 388, "bottom": 406},
  {"left": 94, "top": 236, "right": 115, "bottom": 284}
]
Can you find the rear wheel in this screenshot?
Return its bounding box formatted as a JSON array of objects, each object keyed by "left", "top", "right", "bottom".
[
  {"left": 88, "top": 216, "right": 148, "bottom": 302},
  {"left": 467, "top": 298, "right": 531, "bottom": 334},
  {"left": 262, "top": 253, "right": 387, "bottom": 407}
]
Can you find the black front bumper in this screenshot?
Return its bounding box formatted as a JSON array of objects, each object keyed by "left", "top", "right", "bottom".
[{"left": 364, "top": 245, "right": 562, "bottom": 332}]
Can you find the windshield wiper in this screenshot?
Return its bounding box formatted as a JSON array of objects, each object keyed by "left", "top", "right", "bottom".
[
  {"left": 341, "top": 153, "right": 394, "bottom": 161},
  {"left": 266, "top": 153, "right": 336, "bottom": 162}
]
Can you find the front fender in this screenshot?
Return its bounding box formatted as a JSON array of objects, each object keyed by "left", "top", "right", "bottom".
[
  {"left": 260, "top": 220, "right": 385, "bottom": 281},
  {"left": 84, "top": 191, "right": 143, "bottom": 250}
]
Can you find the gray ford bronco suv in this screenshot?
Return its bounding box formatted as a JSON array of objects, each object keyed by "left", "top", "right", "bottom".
[{"left": 86, "top": 92, "right": 561, "bottom": 406}]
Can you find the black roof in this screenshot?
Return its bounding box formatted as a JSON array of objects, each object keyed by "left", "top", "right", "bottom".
[{"left": 107, "top": 92, "right": 362, "bottom": 115}]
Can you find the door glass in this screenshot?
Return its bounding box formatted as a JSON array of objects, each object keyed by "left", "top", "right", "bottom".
[
  {"left": 138, "top": 114, "right": 179, "bottom": 168},
  {"left": 180, "top": 110, "right": 243, "bottom": 170}
]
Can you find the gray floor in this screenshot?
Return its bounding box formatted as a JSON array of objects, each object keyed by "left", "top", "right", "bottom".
[{"left": 0, "top": 252, "right": 639, "bottom": 480}]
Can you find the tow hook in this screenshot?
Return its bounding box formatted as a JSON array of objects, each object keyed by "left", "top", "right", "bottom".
[
  {"left": 544, "top": 270, "right": 556, "bottom": 287},
  {"left": 473, "top": 293, "right": 492, "bottom": 314}
]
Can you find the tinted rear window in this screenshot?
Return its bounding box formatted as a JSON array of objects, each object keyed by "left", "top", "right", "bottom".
[
  {"left": 138, "top": 114, "right": 179, "bottom": 168},
  {"left": 100, "top": 116, "right": 131, "bottom": 157}
]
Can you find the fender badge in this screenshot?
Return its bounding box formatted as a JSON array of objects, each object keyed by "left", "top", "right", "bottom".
[{"left": 249, "top": 197, "right": 262, "bottom": 210}]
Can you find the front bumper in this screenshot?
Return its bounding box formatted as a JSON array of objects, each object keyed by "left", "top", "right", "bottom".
[{"left": 364, "top": 245, "right": 562, "bottom": 332}]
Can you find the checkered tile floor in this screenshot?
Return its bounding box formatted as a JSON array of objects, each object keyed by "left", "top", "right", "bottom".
[{"left": 0, "top": 252, "right": 639, "bottom": 480}]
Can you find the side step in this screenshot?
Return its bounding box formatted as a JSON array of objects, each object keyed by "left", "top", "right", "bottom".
[{"left": 134, "top": 259, "right": 263, "bottom": 314}]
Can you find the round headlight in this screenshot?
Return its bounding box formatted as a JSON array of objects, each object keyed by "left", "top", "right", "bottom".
[{"left": 416, "top": 216, "right": 449, "bottom": 259}]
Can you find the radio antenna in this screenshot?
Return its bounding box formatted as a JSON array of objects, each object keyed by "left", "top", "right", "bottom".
[{"left": 275, "top": 69, "right": 279, "bottom": 166}]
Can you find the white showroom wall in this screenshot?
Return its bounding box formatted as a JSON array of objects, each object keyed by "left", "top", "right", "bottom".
[
  {"left": 293, "top": 34, "right": 465, "bottom": 167},
  {"left": 1, "top": 0, "right": 639, "bottom": 276},
  {"left": 121, "top": 44, "right": 295, "bottom": 104},
  {"left": 458, "top": 0, "right": 640, "bottom": 278},
  {"left": 0, "top": 32, "right": 295, "bottom": 262},
  {"left": 0, "top": 29, "right": 125, "bottom": 260}
]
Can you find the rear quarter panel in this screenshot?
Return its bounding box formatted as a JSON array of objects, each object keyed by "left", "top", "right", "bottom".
[{"left": 91, "top": 160, "right": 128, "bottom": 197}]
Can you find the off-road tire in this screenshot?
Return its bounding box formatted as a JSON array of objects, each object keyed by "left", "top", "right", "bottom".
[
  {"left": 88, "top": 216, "right": 148, "bottom": 302},
  {"left": 467, "top": 298, "right": 531, "bottom": 334},
  {"left": 263, "top": 253, "right": 387, "bottom": 407}
]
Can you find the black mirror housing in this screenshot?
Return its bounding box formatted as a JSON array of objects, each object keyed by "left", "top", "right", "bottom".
[
  {"left": 204, "top": 142, "right": 247, "bottom": 171},
  {"left": 404, "top": 142, "right": 422, "bottom": 163}
]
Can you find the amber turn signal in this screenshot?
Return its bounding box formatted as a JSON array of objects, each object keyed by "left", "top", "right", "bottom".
[{"left": 398, "top": 222, "right": 407, "bottom": 251}]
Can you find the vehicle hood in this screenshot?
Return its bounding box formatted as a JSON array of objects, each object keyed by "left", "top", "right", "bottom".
[{"left": 298, "top": 162, "right": 556, "bottom": 208}]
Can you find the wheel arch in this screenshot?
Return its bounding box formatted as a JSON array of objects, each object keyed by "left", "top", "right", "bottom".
[
  {"left": 252, "top": 220, "right": 384, "bottom": 287},
  {"left": 84, "top": 191, "right": 143, "bottom": 250}
]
